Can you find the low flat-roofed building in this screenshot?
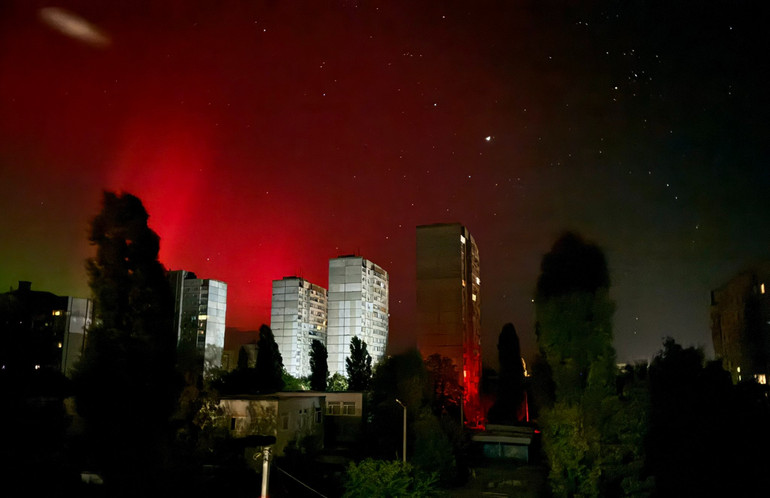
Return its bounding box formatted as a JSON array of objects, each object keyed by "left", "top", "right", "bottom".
[{"left": 219, "top": 392, "right": 325, "bottom": 457}]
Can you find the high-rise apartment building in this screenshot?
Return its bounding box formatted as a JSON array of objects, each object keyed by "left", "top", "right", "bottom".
[
  {"left": 0, "top": 281, "right": 93, "bottom": 377},
  {"left": 59, "top": 296, "right": 94, "bottom": 378},
  {"left": 416, "top": 223, "right": 482, "bottom": 426},
  {"left": 271, "top": 276, "right": 328, "bottom": 379},
  {"left": 327, "top": 256, "right": 389, "bottom": 376},
  {"left": 169, "top": 270, "right": 227, "bottom": 376},
  {"left": 711, "top": 263, "right": 770, "bottom": 384}
]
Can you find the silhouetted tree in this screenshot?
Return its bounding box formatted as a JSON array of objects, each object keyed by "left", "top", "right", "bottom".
[
  {"left": 74, "top": 191, "right": 180, "bottom": 492},
  {"left": 212, "top": 347, "right": 260, "bottom": 395},
  {"left": 424, "top": 353, "right": 462, "bottom": 417},
  {"left": 309, "top": 339, "right": 329, "bottom": 391},
  {"left": 237, "top": 345, "right": 249, "bottom": 370},
  {"left": 487, "top": 323, "right": 526, "bottom": 424},
  {"left": 371, "top": 350, "right": 465, "bottom": 484},
  {"left": 346, "top": 336, "right": 372, "bottom": 391},
  {"left": 255, "top": 324, "right": 284, "bottom": 393},
  {"left": 644, "top": 337, "right": 770, "bottom": 497},
  {"left": 536, "top": 232, "right": 616, "bottom": 403},
  {"left": 535, "top": 232, "right": 649, "bottom": 496}
]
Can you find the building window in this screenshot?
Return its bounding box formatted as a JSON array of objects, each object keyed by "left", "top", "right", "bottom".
[
  {"left": 460, "top": 234, "right": 466, "bottom": 244},
  {"left": 762, "top": 283, "right": 766, "bottom": 294},
  {"left": 343, "top": 402, "right": 356, "bottom": 415},
  {"left": 755, "top": 374, "right": 767, "bottom": 385},
  {"left": 327, "top": 401, "right": 341, "bottom": 415},
  {"left": 281, "top": 414, "right": 289, "bottom": 431},
  {"left": 315, "top": 407, "right": 322, "bottom": 423}
]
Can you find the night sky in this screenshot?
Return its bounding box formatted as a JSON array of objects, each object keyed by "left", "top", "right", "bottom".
[{"left": 2, "top": 1, "right": 769, "bottom": 367}]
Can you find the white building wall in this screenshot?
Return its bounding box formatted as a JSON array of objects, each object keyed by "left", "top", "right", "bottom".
[
  {"left": 271, "top": 277, "right": 327, "bottom": 378},
  {"left": 327, "top": 256, "right": 389, "bottom": 376},
  {"left": 169, "top": 270, "right": 227, "bottom": 376}
]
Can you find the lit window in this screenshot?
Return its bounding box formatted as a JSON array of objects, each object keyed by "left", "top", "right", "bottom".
[
  {"left": 755, "top": 374, "right": 767, "bottom": 385},
  {"left": 52, "top": 310, "right": 62, "bottom": 316},
  {"left": 462, "top": 279, "right": 466, "bottom": 287},
  {"left": 57, "top": 342, "right": 62, "bottom": 349},
  {"left": 472, "top": 294, "right": 477, "bottom": 302},
  {"left": 737, "top": 366, "right": 741, "bottom": 373},
  {"left": 475, "top": 277, "right": 481, "bottom": 285},
  {"left": 198, "top": 314, "right": 208, "bottom": 320},
  {"left": 762, "top": 283, "right": 766, "bottom": 294},
  {"left": 460, "top": 235, "right": 466, "bottom": 244}
]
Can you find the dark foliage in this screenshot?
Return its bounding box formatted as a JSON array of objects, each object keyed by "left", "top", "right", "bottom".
[
  {"left": 646, "top": 338, "right": 770, "bottom": 497},
  {"left": 73, "top": 191, "right": 181, "bottom": 492},
  {"left": 536, "top": 231, "right": 610, "bottom": 300},
  {"left": 309, "top": 339, "right": 329, "bottom": 391},
  {"left": 346, "top": 336, "right": 372, "bottom": 391},
  {"left": 487, "top": 323, "right": 526, "bottom": 424},
  {"left": 254, "top": 324, "right": 284, "bottom": 393},
  {"left": 369, "top": 349, "right": 431, "bottom": 459},
  {"left": 424, "top": 353, "right": 462, "bottom": 417}
]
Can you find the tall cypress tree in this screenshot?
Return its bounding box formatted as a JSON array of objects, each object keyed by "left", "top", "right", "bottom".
[
  {"left": 487, "top": 323, "right": 526, "bottom": 424},
  {"left": 255, "top": 324, "right": 284, "bottom": 393},
  {"left": 309, "top": 339, "right": 329, "bottom": 391},
  {"left": 346, "top": 336, "right": 372, "bottom": 391},
  {"left": 74, "top": 191, "right": 179, "bottom": 490}
]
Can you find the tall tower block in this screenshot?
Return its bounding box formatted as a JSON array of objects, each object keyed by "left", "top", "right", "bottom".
[
  {"left": 327, "top": 255, "right": 389, "bottom": 376},
  {"left": 271, "top": 276, "right": 328, "bottom": 379},
  {"left": 416, "top": 223, "right": 482, "bottom": 426}
]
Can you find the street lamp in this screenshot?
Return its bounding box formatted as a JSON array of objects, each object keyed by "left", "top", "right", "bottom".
[{"left": 395, "top": 398, "right": 406, "bottom": 463}]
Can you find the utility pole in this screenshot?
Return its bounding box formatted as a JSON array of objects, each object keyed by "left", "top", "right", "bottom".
[{"left": 260, "top": 445, "right": 271, "bottom": 498}]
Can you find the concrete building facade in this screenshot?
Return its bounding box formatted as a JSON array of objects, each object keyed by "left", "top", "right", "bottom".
[
  {"left": 711, "top": 263, "right": 770, "bottom": 384},
  {"left": 271, "top": 276, "right": 328, "bottom": 378},
  {"left": 327, "top": 256, "right": 389, "bottom": 375},
  {"left": 415, "top": 223, "right": 483, "bottom": 426},
  {"left": 169, "top": 270, "right": 227, "bottom": 376},
  {"left": 0, "top": 281, "right": 92, "bottom": 377},
  {"left": 59, "top": 296, "right": 94, "bottom": 378},
  {"left": 220, "top": 392, "right": 324, "bottom": 457}
]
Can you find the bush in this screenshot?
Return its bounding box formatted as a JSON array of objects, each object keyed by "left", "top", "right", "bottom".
[{"left": 343, "top": 459, "right": 441, "bottom": 497}]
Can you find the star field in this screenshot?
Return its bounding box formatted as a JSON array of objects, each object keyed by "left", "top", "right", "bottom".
[{"left": 1, "top": 1, "right": 769, "bottom": 366}]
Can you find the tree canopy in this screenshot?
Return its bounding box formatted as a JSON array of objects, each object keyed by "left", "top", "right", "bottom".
[
  {"left": 487, "top": 323, "right": 526, "bottom": 424},
  {"left": 535, "top": 232, "right": 616, "bottom": 403},
  {"left": 534, "top": 232, "right": 646, "bottom": 496},
  {"left": 424, "top": 353, "right": 462, "bottom": 417},
  {"left": 309, "top": 339, "right": 329, "bottom": 391},
  {"left": 255, "top": 324, "right": 284, "bottom": 393},
  {"left": 346, "top": 336, "right": 372, "bottom": 391},
  {"left": 74, "top": 191, "right": 180, "bottom": 489}
]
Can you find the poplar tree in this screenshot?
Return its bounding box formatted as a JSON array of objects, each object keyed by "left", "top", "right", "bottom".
[
  {"left": 346, "top": 336, "right": 372, "bottom": 391},
  {"left": 487, "top": 323, "right": 526, "bottom": 424},
  {"left": 255, "top": 324, "right": 284, "bottom": 392},
  {"left": 309, "top": 339, "right": 329, "bottom": 391}
]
